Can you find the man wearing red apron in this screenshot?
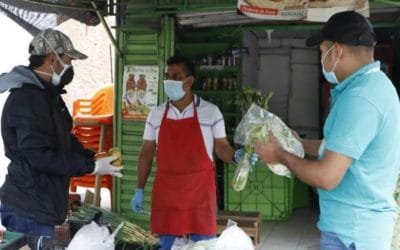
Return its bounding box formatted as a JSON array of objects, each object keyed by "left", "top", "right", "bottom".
[{"left": 130, "top": 56, "right": 237, "bottom": 249}]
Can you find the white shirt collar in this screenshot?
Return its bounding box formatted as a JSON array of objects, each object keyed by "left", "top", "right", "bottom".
[{"left": 168, "top": 94, "right": 200, "bottom": 117}]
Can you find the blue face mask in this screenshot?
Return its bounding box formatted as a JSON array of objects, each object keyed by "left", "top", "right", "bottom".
[
  {"left": 164, "top": 79, "right": 186, "bottom": 101},
  {"left": 321, "top": 44, "right": 341, "bottom": 84}
]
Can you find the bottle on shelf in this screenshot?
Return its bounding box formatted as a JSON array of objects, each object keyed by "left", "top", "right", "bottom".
[
  {"left": 222, "top": 76, "right": 229, "bottom": 90},
  {"left": 207, "top": 54, "right": 213, "bottom": 66},
  {"left": 212, "top": 76, "right": 219, "bottom": 90}
]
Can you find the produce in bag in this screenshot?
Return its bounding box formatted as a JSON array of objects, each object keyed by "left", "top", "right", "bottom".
[
  {"left": 171, "top": 237, "right": 217, "bottom": 250},
  {"left": 70, "top": 204, "right": 158, "bottom": 246},
  {"left": 233, "top": 104, "right": 304, "bottom": 186},
  {"left": 67, "top": 221, "right": 123, "bottom": 250},
  {"left": 170, "top": 219, "right": 253, "bottom": 250},
  {"left": 215, "top": 219, "right": 254, "bottom": 250},
  {"left": 232, "top": 145, "right": 254, "bottom": 192},
  {"left": 232, "top": 87, "right": 273, "bottom": 192}
]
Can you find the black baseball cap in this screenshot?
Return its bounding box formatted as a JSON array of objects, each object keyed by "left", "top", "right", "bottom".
[{"left": 306, "top": 11, "right": 376, "bottom": 47}]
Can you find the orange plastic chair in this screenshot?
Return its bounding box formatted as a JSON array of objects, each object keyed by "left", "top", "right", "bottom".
[{"left": 69, "top": 86, "right": 114, "bottom": 206}]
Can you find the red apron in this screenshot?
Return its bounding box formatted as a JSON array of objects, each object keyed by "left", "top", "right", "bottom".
[{"left": 150, "top": 99, "right": 217, "bottom": 235}]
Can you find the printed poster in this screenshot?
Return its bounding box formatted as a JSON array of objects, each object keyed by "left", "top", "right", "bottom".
[
  {"left": 238, "top": 0, "right": 308, "bottom": 20},
  {"left": 122, "top": 65, "right": 159, "bottom": 120},
  {"left": 306, "top": 0, "right": 369, "bottom": 22}
]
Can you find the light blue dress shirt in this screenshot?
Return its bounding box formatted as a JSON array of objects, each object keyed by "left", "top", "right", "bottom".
[{"left": 318, "top": 61, "right": 400, "bottom": 249}]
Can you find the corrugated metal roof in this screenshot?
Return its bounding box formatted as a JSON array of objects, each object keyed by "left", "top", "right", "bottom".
[{"left": 0, "top": 0, "right": 111, "bottom": 35}]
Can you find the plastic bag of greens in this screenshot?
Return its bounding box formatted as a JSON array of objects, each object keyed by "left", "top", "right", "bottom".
[
  {"left": 234, "top": 104, "right": 304, "bottom": 181},
  {"left": 171, "top": 220, "right": 253, "bottom": 250},
  {"left": 171, "top": 237, "right": 217, "bottom": 250}
]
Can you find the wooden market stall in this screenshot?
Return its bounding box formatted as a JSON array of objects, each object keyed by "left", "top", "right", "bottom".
[{"left": 111, "top": 1, "right": 400, "bottom": 232}]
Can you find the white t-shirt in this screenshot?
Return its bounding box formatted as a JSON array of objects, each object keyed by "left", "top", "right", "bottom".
[{"left": 143, "top": 95, "right": 227, "bottom": 161}]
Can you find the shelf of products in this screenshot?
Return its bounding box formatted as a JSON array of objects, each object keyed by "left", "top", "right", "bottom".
[
  {"left": 176, "top": 31, "right": 243, "bottom": 209},
  {"left": 194, "top": 51, "right": 241, "bottom": 211},
  {"left": 193, "top": 50, "right": 239, "bottom": 88},
  {"left": 192, "top": 51, "right": 241, "bottom": 140}
]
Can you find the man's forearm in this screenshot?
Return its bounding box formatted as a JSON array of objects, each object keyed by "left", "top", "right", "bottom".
[
  {"left": 277, "top": 149, "right": 329, "bottom": 189},
  {"left": 215, "top": 144, "right": 235, "bottom": 164},
  {"left": 136, "top": 151, "right": 154, "bottom": 188},
  {"left": 136, "top": 141, "right": 156, "bottom": 189}
]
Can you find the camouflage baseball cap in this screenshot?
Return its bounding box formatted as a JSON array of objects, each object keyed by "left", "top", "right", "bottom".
[{"left": 29, "top": 29, "right": 87, "bottom": 59}]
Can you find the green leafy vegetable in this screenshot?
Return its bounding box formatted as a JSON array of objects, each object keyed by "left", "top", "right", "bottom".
[{"left": 70, "top": 204, "right": 158, "bottom": 247}]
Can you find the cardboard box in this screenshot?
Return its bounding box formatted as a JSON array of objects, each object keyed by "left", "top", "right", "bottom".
[{"left": 217, "top": 211, "right": 262, "bottom": 245}]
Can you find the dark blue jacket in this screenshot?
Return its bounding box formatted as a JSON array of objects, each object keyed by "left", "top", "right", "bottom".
[{"left": 0, "top": 66, "right": 95, "bottom": 225}]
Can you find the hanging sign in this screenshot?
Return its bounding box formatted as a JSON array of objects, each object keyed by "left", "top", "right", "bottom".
[
  {"left": 306, "top": 0, "right": 369, "bottom": 22},
  {"left": 122, "top": 65, "right": 159, "bottom": 120},
  {"left": 238, "top": 0, "right": 308, "bottom": 20}
]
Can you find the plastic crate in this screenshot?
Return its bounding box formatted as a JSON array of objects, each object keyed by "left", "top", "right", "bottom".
[
  {"left": 293, "top": 177, "right": 311, "bottom": 209},
  {"left": 224, "top": 162, "right": 294, "bottom": 220}
]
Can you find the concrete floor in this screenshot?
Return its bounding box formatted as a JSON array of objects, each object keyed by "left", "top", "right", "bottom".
[{"left": 258, "top": 207, "right": 320, "bottom": 250}]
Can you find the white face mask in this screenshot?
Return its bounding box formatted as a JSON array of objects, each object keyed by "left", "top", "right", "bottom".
[
  {"left": 164, "top": 79, "right": 186, "bottom": 101},
  {"left": 50, "top": 59, "right": 72, "bottom": 86},
  {"left": 321, "top": 44, "right": 341, "bottom": 84}
]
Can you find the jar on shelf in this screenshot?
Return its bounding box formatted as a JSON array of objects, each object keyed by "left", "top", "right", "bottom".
[
  {"left": 212, "top": 76, "right": 219, "bottom": 90},
  {"left": 227, "top": 54, "right": 233, "bottom": 66},
  {"left": 228, "top": 76, "right": 235, "bottom": 90},
  {"left": 207, "top": 55, "right": 213, "bottom": 65},
  {"left": 206, "top": 77, "right": 213, "bottom": 90},
  {"left": 221, "top": 55, "right": 227, "bottom": 66},
  {"left": 200, "top": 77, "right": 207, "bottom": 91},
  {"left": 216, "top": 56, "right": 223, "bottom": 66},
  {"left": 222, "top": 77, "right": 229, "bottom": 90},
  {"left": 201, "top": 57, "right": 207, "bottom": 65}
]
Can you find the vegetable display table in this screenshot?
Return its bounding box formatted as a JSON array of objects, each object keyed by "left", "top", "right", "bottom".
[{"left": 0, "top": 231, "right": 27, "bottom": 250}]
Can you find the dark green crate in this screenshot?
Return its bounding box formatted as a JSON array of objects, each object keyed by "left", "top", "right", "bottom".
[
  {"left": 225, "top": 162, "right": 295, "bottom": 220},
  {"left": 293, "top": 177, "right": 311, "bottom": 209}
]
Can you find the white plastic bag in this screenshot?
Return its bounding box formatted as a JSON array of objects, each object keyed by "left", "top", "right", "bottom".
[
  {"left": 215, "top": 220, "right": 254, "bottom": 250},
  {"left": 67, "top": 221, "right": 123, "bottom": 250},
  {"left": 171, "top": 237, "right": 217, "bottom": 250},
  {"left": 234, "top": 104, "right": 304, "bottom": 177}
]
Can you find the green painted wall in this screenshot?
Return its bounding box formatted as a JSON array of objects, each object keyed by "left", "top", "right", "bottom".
[{"left": 113, "top": 2, "right": 175, "bottom": 228}]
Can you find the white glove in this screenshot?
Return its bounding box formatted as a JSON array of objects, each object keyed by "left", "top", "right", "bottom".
[{"left": 92, "top": 155, "right": 123, "bottom": 177}]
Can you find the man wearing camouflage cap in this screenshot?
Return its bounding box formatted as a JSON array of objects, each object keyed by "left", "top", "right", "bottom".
[{"left": 0, "top": 29, "right": 122, "bottom": 249}]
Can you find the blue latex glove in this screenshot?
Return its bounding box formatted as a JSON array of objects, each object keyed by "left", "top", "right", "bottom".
[
  {"left": 130, "top": 188, "right": 144, "bottom": 213},
  {"left": 234, "top": 148, "right": 259, "bottom": 166}
]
